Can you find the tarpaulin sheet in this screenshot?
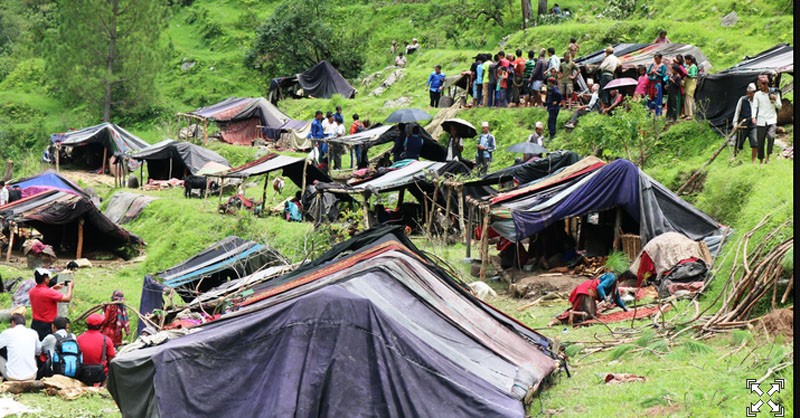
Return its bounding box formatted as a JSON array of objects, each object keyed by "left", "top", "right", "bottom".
[
  {"left": 11, "top": 170, "right": 90, "bottom": 199},
  {"left": 507, "top": 159, "right": 722, "bottom": 243},
  {"left": 104, "top": 192, "right": 157, "bottom": 224},
  {"left": 469, "top": 151, "right": 581, "bottom": 187},
  {"left": 629, "top": 231, "right": 710, "bottom": 279},
  {"left": 54, "top": 122, "right": 149, "bottom": 155},
  {"left": 375, "top": 123, "right": 447, "bottom": 162},
  {"left": 718, "top": 44, "right": 793, "bottom": 74},
  {"left": 189, "top": 97, "right": 290, "bottom": 128},
  {"left": 132, "top": 139, "right": 230, "bottom": 179},
  {"left": 221, "top": 153, "right": 332, "bottom": 188},
  {"left": 490, "top": 156, "right": 606, "bottom": 205},
  {"left": 295, "top": 61, "right": 356, "bottom": 99},
  {"left": 576, "top": 43, "right": 709, "bottom": 75},
  {"left": 137, "top": 275, "right": 165, "bottom": 335}
]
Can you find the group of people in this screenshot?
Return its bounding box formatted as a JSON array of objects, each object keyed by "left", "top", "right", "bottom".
[
  {"left": 392, "top": 38, "right": 420, "bottom": 68},
  {"left": 308, "top": 106, "right": 371, "bottom": 173},
  {"left": 731, "top": 76, "right": 782, "bottom": 164},
  {"left": 0, "top": 268, "right": 126, "bottom": 385}
]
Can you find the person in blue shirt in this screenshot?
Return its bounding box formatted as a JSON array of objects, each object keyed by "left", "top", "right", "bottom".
[
  {"left": 426, "top": 65, "right": 446, "bottom": 108},
  {"left": 554, "top": 269, "right": 630, "bottom": 325},
  {"left": 333, "top": 106, "right": 344, "bottom": 125},
  {"left": 472, "top": 55, "right": 484, "bottom": 107},
  {"left": 308, "top": 111, "right": 328, "bottom": 173},
  {"left": 309, "top": 110, "right": 324, "bottom": 140},
  {"left": 475, "top": 121, "right": 496, "bottom": 175},
  {"left": 402, "top": 126, "right": 424, "bottom": 160},
  {"left": 545, "top": 77, "right": 562, "bottom": 139}
]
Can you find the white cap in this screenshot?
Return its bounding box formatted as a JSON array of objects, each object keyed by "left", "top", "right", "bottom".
[
  {"left": 535, "top": 121, "right": 544, "bottom": 129},
  {"left": 746, "top": 83, "right": 756, "bottom": 92},
  {"left": 35, "top": 267, "right": 51, "bottom": 277},
  {"left": 587, "top": 78, "right": 594, "bottom": 85},
  {"left": 481, "top": 121, "right": 489, "bottom": 128}
]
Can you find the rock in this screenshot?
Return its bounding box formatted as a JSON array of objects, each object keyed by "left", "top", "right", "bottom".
[
  {"left": 383, "top": 96, "right": 411, "bottom": 108},
  {"left": 720, "top": 11, "right": 738, "bottom": 27},
  {"left": 181, "top": 61, "right": 196, "bottom": 71}
]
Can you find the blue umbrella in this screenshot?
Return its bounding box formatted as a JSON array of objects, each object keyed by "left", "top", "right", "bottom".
[{"left": 385, "top": 108, "right": 432, "bottom": 124}]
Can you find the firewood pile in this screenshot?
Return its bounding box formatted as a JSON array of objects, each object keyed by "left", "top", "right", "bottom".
[{"left": 569, "top": 256, "right": 608, "bottom": 277}]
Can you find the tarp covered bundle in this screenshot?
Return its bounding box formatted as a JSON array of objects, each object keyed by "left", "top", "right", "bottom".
[
  {"left": 103, "top": 192, "right": 157, "bottom": 224},
  {"left": 0, "top": 189, "right": 142, "bottom": 254},
  {"left": 189, "top": 97, "right": 294, "bottom": 145},
  {"left": 131, "top": 139, "right": 230, "bottom": 179},
  {"left": 110, "top": 227, "right": 560, "bottom": 418},
  {"left": 269, "top": 61, "right": 356, "bottom": 104},
  {"left": 695, "top": 44, "right": 794, "bottom": 129},
  {"left": 491, "top": 159, "right": 723, "bottom": 245},
  {"left": 51, "top": 122, "right": 149, "bottom": 155}
]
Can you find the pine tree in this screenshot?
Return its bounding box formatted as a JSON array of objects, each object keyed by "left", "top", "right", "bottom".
[{"left": 48, "top": 0, "right": 165, "bottom": 121}]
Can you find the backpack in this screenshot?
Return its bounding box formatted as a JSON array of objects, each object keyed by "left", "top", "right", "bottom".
[
  {"left": 79, "top": 335, "right": 108, "bottom": 386},
  {"left": 52, "top": 333, "right": 81, "bottom": 378}
]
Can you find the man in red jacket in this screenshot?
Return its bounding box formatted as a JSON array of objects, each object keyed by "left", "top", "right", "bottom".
[
  {"left": 28, "top": 268, "right": 74, "bottom": 341},
  {"left": 77, "top": 314, "right": 116, "bottom": 386}
]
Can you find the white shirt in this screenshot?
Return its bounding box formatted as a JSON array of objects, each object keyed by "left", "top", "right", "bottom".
[
  {"left": 41, "top": 329, "right": 76, "bottom": 356},
  {"left": 395, "top": 56, "right": 407, "bottom": 67},
  {"left": 335, "top": 123, "right": 345, "bottom": 137},
  {"left": 599, "top": 54, "right": 620, "bottom": 73},
  {"left": 0, "top": 187, "right": 8, "bottom": 206},
  {"left": 321, "top": 119, "right": 337, "bottom": 137},
  {"left": 446, "top": 137, "right": 463, "bottom": 161},
  {"left": 527, "top": 133, "right": 544, "bottom": 146},
  {"left": 587, "top": 91, "right": 600, "bottom": 110},
  {"left": 547, "top": 56, "right": 561, "bottom": 73},
  {"left": 752, "top": 91, "right": 781, "bottom": 126},
  {"left": 0, "top": 325, "right": 42, "bottom": 380}
]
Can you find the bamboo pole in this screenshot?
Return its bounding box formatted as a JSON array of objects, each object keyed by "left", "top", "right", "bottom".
[
  {"left": 613, "top": 207, "right": 622, "bottom": 250},
  {"left": 55, "top": 145, "right": 60, "bottom": 172},
  {"left": 203, "top": 119, "right": 209, "bottom": 145},
  {"left": 5, "top": 222, "right": 15, "bottom": 263},
  {"left": 457, "top": 186, "right": 466, "bottom": 242},
  {"left": 76, "top": 218, "right": 84, "bottom": 259},
  {"left": 443, "top": 186, "right": 452, "bottom": 243},
  {"left": 362, "top": 194, "right": 371, "bottom": 229},
  {"left": 426, "top": 181, "right": 440, "bottom": 236},
  {"left": 301, "top": 158, "right": 309, "bottom": 197},
  {"left": 262, "top": 172, "right": 270, "bottom": 208},
  {"left": 101, "top": 147, "right": 108, "bottom": 176},
  {"left": 479, "top": 205, "right": 490, "bottom": 280},
  {"left": 465, "top": 203, "right": 472, "bottom": 258}
]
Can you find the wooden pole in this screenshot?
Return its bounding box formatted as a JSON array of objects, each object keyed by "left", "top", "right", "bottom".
[
  {"left": 301, "top": 159, "right": 309, "bottom": 198},
  {"left": 426, "top": 181, "right": 440, "bottom": 236},
  {"left": 5, "top": 222, "right": 15, "bottom": 263},
  {"left": 168, "top": 158, "right": 173, "bottom": 180},
  {"left": 397, "top": 187, "right": 405, "bottom": 207},
  {"left": 262, "top": 173, "right": 270, "bottom": 208},
  {"left": 101, "top": 147, "right": 108, "bottom": 176},
  {"left": 55, "top": 144, "right": 60, "bottom": 172},
  {"left": 139, "top": 163, "right": 144, "bottom": 189},
  {"left": 479, "top": 205, "right": 490, "bottom": 280},
  {"left": 203, "top": 119, "right": 209, "bottom": 145},
  {"left": 613, "top": 207, "right": 622, "bottom": 251},
  {"left": 76, "top": 218, "right": 84, "bottom": 259},
  {"left": 362, "top": 194, "right": 371, "bottom": 229},
  {"left": 466, "top": 203, "right": 472, "bottom": 258},
  {"left": 457, "top": 186, "right": 466, "bottom": 242},
  {"left": 443, "top": 186, "right": 452, "bottom": 243}
]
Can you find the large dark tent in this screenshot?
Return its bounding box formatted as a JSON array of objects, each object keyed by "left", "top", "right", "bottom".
[
  {"left": 49, "top": 122, "right": 149, "bottom": 169},
  {"left": 574, "top": 43, "right": 709, "bottom": 79},
  {"left": 186, "top": 97, "right": 293, "bottom": 145},
  {"left": 110, "top": 227, "right": 561, "bottom": 418},
  {"left": 221, "top": 153, "right": 331, "bottom": 189},
  {"left": 130, "top": 139, "right": 231, "bottom": 180},
  {"left": 695, "top": 44, "right": 794, "bottom": 129},
  {"left": 268, "top": 61, "right": 356, "bottom": 104},
  {"left": 468, "top": 151, "right": 581, "bottom": 187}
]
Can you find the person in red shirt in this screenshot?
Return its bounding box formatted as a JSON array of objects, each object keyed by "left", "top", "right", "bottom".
[
  {"left": 77, "top": 313, "right": 116, "bottom": 386},
  {"left": 28, "top": 268, "right": 74, "bottom": 341}
]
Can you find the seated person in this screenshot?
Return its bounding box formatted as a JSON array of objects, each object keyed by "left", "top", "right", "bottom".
[
  {"left": 565, "top": 83, "right": 600, "bottom": 129},
  {"left": 405, "top": 38, "right": 420, "bottom": 55},
  {"left": 77, "top": 314, "right": 115, "bottom": 386},
  {"left": 0, "top": 313, "right": 41, "bottom": 381},
  {"left": 603, "top": 88, "right": 624, "bottom": 115},
  {"left": 552, "top": 270, "right": 632, "bottom": 326},
  {"left": 283, "top": 200, "right": 302, "bottom": 222},
  {"left": 395, "top": 53, "right": 407, "bottom": 67}
]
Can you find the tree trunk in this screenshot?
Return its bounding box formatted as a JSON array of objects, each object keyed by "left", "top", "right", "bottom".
[
  {"left": 537, "top": 0, "right": 547, "bottom": 16},
  {"left": 521, "top": 0, "right": 533, "bottom": 27},
  {"left": 103, "top": 0, "right": 119, "bottom": 122}
]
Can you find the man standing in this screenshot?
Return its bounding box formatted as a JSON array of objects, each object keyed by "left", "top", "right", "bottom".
[
  {"left": 392, "top": 123, "right": 407, "bottom": 163},
  {"left": 524, "top": 122, "right": 546, "bottom": 160},
  {"left": 475, "top": 122, "right": 496, "bottom": 175},
  {"left": 752, "top": 79, "right": 782, "bottom": 164},
  {"left": 350, "top": 114, "right": 366, "bottom": 168},
  {"left": 425, "top": 65, "right": 446, "bottom": 108},
  {"left": 321, "top": 111, "right": 338, "bottom": 170},
  {"left": 528, "top": 49, "right": 547, "bottom": 107},
  {"left": 546, "top": 77, "right": 563, "bottom": 140},
  {"left": 546, "top": 47, "right": 560, "bottom": 77},
  {"left": 446, "top": 125, "right": 464, "bottom": 162},
  {"left": 523, "top": 50, "right": 537, "bottom": 106},
  {"left": 0, "top": 313, "right": 41, "bottom": 381},
  {"left": 486, "top": 56, "right": 498, "bottom": 107},
  {"left": 565, "top": 83, "right": 600, "bottom": 129},
  {"left": 558, "top": 53, "right": 577, "bottom": 108},
  {"left": 29, "top": 268, "right": 74, "bottom": 341},
  {"left": 77, "top": 314, "right": 115, "bottom": 386},
  {"left": 470, "top": 54, "right": 484, "bottom": 107},
  {"left": 332, "top": 107, "right": 345, "bottom": 170},
  {"left": 598, "top": 46, "right": 620, "bottom": 106},
  {"left": 732, "top": 83, "right": 758, "bottom": 163},
  {"left": 309, "top": 110, "right": 326, "bottom": 171},
  {"left": 0, "top": 181, "right": 8, "bottom": 206},
  {"left": 481, "top": 55, "right": 492, "bottom": 107},
  {"left": 403, "top": 126, "right": 424, "bottom": 160}
]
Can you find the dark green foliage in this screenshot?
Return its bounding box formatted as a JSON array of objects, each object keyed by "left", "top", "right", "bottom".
[{"left": 245, "top": 0, "right": 365, "bottom": 81}]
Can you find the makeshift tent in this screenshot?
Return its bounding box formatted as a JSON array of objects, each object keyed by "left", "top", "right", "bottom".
[
  {"left": 221, "top": 153, "right": 331, "bottom": 190},
  {"left": 130, "top": 139, "right": 230, "bottom": 180},
  {"left": 468, "top": 151, "right": 581, "bottom": 187},
  {"left": 110, "top": 227, "right": 560, "bottom": 418},
  {"left": 11, "top": 170, "right": 91, "bottom": 199},
  {"left": 103, "top": 192, "right": 157, "bottom": 224},
  {"left": 183, "top": 97, "right": 295, "bottom": 145},
  {"left": 488, "top": 159, "right": 724, "bottom": 248},
  {"left": 0, "top": 189, "right": 142, "bottom": 257},
  {"left": 695, "top": 44, "right": 794, "bottom": 129},
  {"left": 268, "top": 61, "right": 356, "bottom": 104},
  {"left": 327, "top": 123, "right": 448, "bottom": 163},
  {"left": 154, "top": 236, "right": 288, "bottom": 299},
  {"left": 575, "top": 43, "right": 710, "bottom": 79},
  {"left": 49, "top": 123, "right": 149, "bottom": 169}
]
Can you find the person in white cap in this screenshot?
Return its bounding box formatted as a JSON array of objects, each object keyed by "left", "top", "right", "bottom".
[
  {"left": 732, "top": 83, "right": 758, "bottom": 163},
  {"left": 475, "top": 122, "right": 496, "bottom": 175},
  {"left": 29, "top": 268, "right": 74, "bottom": 341},
  {"left": 752, "top": 77, "right": 781, "bottom": 164},
  {"left": 524, "top": 122, "right": 546, "bottom": 161},
  {"left": 406, "top": 38, "right": 420, "bottom": 55}
]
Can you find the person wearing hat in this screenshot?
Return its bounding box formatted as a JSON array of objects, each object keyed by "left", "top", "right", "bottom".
[
  {"left": 426, "top": 65, "right": 446, "bottom": 108},
  {"left": 29, "top": 268, "right": 74, "bottom": 341},
  {"left": 546, "top": 77, "right": 562, "bottom": 140},
  {"left": 0, "top": 313, "right": 42, "bottom": 381},
  {"left": 752, "top": 78, "right": 782, "bottom": 164},
  {"left": 475, "top": 122, "right": 496, "bottom": 175},
  {"left": 598, "top": 46, "right": 620, "bottom": 106},
  {"left": 406, "top": 38, "right": 419, "bottom": 55},
  {"left": 524, "top": 122, "right": 546, "bottom": 160},
  {"left": 77, "top": 313, "right": 116, "bottom": 386},
  {"left": 732, "top": 83, "right": 758, "bottom": 163}
]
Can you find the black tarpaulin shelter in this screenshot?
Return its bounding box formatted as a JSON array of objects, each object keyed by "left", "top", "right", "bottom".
[
  {"left": 375, "top": 122, "right": 447, "bottom": 162},
  {"left": 109, "top": 227, "right": 560, "bottom": 418},
  {"left": 185, "top": 97, "right": 294, "bottom": 145},
  {"left": 468, "top": 151, "right": 581, "bottom": 187},
  {"left": 131, "top": 139, "right": 230, "bottom": 180},
  {"left": 221, "top": 153, "right": 332, "bottom": 189},
  {"left": 50, "top": 123, "right": 149, "bottom": 169},
  {"left": 268, "top": 61, "right": 356, "bottom": 104},
  {"left": 0, "top": 189, "right": 142, "bottom": 257},
  {"left": 695, "top": 44, "right": 794, "bottom": 129}
]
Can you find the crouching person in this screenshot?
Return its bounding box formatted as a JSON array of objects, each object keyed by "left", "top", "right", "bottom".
[
  {"left": 77, "top": 314, "right": 115, "bottom": 386},
  {"left": 0, "top": 313, "right": 41, "bottom": 381},
  {"left": 552, "top": 269, "right": 631, "bottom": 326}
]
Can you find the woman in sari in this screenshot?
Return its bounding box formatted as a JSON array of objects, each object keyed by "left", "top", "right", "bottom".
[{"left": 101, "top": 290, "right": 130, "bottom": 347}]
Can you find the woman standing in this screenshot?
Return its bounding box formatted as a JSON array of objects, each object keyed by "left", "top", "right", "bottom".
[
  {"left": 101, "top": 290, "right": 130, "bottom": 347},
  {"left": 666, "top": 59, "right": 684, "bottom": 121},
  {"left": 647, "top": 53, "right": 668, "bottom": 116},
  {"left": 683, "top": 55, "right": 698, "bottom": 120}
]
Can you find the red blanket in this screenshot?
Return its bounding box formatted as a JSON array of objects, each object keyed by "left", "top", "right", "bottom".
[{"left": 575, "top": 305, "right": 671, "bottom": 327}]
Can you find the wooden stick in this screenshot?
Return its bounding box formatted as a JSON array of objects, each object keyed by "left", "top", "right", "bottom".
[
  {"left": 465, "top": 203, "right": 472, "bottom": 259},
  {"left": 479, "top": 205, "right": 490, "bottom": 280},
  {"left": 443, "top": 186, "right": 452, "bottom": 243},
  {"left": 780, "top": 274, "right": 793, "bottom": 304},
  {"left": 362, "top": 194, "right": 371, "bottom": 229},
  {"left": 457, "top": 186, "right": 466, "bottom": 242},
  {"left": 76, "top": 218, "right": 84, "bottom": 259},
  {"left": 5, "top": 222, "right": 15, "bottom": 263},
  {"left": 55, "top": 144, "right": 60, "bottom": 172},
  {"left": 426, "top": 181, "right": 440, "bottom": 236}
]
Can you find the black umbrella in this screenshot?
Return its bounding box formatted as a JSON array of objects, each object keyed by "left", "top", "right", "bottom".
[
  {"left": 441, "top": 118, "right": 477, "bottom": 138},
  {"left": 385, "top": 108, "right": 432, "bottom": 124},
  {"left": 506, "top": 142, "right": 547, "bottom": 155}
]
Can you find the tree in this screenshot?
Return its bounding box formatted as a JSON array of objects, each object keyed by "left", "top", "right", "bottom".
[
  {"left": 521, "top": 0, "right": 533, "bottom": 29},
  {"left": 537, "top": 0, "right": 548, "bottom": 16},
  {"left": 245, "top": 0, "right": 364, "bottom": 81},
  {"left": 48, "top": 0, "right": 165, "bottom": 121}
]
